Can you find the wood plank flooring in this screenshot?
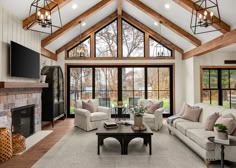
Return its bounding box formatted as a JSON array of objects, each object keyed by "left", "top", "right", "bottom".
[{"left": 0, "top": 119, "right": 74, "bottom": 168}]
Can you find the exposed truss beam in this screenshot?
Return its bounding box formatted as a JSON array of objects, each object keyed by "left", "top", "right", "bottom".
[
  {"left": 23, "top": 0, "right": 71, "bottom": 29},
  {"left": 41, "top": 0, "right": 113, "bottom": 47},
  {"left": 127, "top": 0, "right": 201, "bottom": 46},
  {"left": 41, "top": 47, "right": 57, "bottom": 60},
  {"left": 117, "top": 0, "right": 123, "bottom": 58},
  {"left": 56, "top": 12, "right": 117, "bottom": 54},
  {"left": 118, "top": 0, "right": 122, "bottom": 16},
  {"left": 183, "top": 29, "right": 236, "bottom": 60},
  {"left": 173, "top": 0, "right": 231, "bottom": 34},
  {"left": 123, "top": 12, "right": 184, "bottom": 54}
]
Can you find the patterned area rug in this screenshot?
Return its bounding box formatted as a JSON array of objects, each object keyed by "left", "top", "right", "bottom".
[{"left": 32, "top": 126, "right": 235, "bottom": 168}]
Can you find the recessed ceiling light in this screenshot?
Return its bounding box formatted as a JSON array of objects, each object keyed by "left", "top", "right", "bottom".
[
  {"left": 154, "top": 22, "right": 158, "bottom": 26},
  {"left": 72, "top": 4, "right": 78, "bottom": 10},
  {"left": 164, "top": 3, "right": 170, "bottom": 9},
  {"left": 82, "top": 22, "right": 86, "bottom": 26}
]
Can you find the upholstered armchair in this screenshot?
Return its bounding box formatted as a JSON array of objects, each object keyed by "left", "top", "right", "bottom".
[
  {"left": 74, "top": 99, "right": 111, "bottom": 131},
  {"left": 130, "top": 99, "right": 164, "bottom": 131}
]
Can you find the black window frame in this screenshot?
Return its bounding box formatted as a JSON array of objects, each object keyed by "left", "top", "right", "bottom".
[
  {"left": 67, "top": 64, "right": 173, "bottom": 118},
  {"left": 201, "top": 68, "right": 236, "bottom": 108}
]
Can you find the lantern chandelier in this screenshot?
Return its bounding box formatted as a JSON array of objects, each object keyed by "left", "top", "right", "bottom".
[
  {"left": 76, "top": 21, "right": 88, "bottom": 57},
  {"left": 28, "top": 0, "right": 62, "bottom": 34},
  {"left": 190, "top": 0, "right": 221, "bottom": 34}
]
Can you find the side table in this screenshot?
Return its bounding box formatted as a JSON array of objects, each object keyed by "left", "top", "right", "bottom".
[{"left": 208, "top": 137, "right": 236, "bottom": 168}]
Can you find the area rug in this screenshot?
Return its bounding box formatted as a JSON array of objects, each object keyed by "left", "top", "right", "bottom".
[
  {"left": 16, "top": 130, "right": 53, "bottom": 155},
  {"left": 32, "top": 126, "right": 235, "bottom": 168}
]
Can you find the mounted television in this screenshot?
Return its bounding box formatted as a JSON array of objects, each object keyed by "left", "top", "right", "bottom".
[{"left": 10, "top": 41, "right": 40, "bottom": 79}]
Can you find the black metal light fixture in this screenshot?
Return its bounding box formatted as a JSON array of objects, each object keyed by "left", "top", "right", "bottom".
[
  {"left": 153, "top": 21, "right": 167, "bottom": 57},
  {"left": 28, "top": 0, "right": 62, "bottom": 34},
  {"left": 76, "top": 21, "right": 88, "bottom": 57},
  {"left": 190, "top": 0, "right": 221, "bottom": 34}
]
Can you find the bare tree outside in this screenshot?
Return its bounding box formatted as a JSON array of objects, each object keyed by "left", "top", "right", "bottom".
[
  {"left": 96, "top": 20, "right": 117, "bottom": 57},
  {"left": 69, "top": 19, "right": 172, "bottom": 114},
  {"left": 122, "top": 20, "right": 144, "bottom": 57}
]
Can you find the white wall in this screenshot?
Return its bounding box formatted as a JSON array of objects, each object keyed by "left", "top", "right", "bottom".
[
  {"left": 0, "top": 6, "right": 56, "bottom": 82},
  {"left": 57, "top": 50, "right": 185, "bottom": 114},
  {"left": 183, "top": 51, "right": 236, "bottom": 105}
]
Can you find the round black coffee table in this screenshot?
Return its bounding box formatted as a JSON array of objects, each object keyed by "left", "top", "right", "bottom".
[{"left": 208, "top": 137, "right": 236, "bottom": 168}]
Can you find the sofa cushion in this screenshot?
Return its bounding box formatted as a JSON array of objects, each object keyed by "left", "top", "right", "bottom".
[
  {"left": 204, "top": 112, "right": 220, "bottom": 131},
  {"left": 182, "top": 105, "right": 202, "bottom": 122},
  {"left": 186, "top": 129, "right": 215, "bottom": 151},
  {"left": 175, "top": 121, "right": 204, "bottom": 135},
  {"left": 90, "top": 112, "right": 108, "bottom": 122},
  {"left": 172, "top": 118, "right": 190, "bottom": 128}
]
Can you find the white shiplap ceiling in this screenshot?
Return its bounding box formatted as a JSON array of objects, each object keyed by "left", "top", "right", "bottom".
[{"left": 0, "top": 0, "right": 236, "bottom": 54}]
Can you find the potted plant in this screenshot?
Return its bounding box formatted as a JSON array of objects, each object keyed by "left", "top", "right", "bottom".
[
  {"left": 214, "top": 124, "right": 228, "bottom": 140},
  {"left": 130, "top": 105, "right": 146, "bottom": 127}
]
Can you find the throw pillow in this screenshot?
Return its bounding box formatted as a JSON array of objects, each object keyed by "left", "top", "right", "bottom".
[
  {"left": 215, "top": 115, "right": 236, "bottom": 135},
  {"left": 82, "top": 101, "right": 95, "bottom": 113},
  {"left": 204, "top": 112, "right": 220, "bottom": 131},
  {"left": 147, "top": 101, "right": 163, "bottom": 114},
  {"left": 144, "top": 100, "right": 154, "bottom": 109},
  {"left": 89, "top": 99, "right": 98, "bottom": 111},
  {"left": 181, "top": 105, "right": 202, "bottom": 122}
]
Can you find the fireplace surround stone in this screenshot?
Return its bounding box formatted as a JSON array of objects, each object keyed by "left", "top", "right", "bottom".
[{"left": 0, "top": 82, "right": 48, "bottom": 134}]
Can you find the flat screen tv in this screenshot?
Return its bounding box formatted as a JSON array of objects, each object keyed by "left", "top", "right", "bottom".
[{"left": 10, "top": 41, "right": 40, "bottom": 79}]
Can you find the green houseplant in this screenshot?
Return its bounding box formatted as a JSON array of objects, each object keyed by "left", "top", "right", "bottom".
[
  {"left": 214, "top": 124, "right": 228, "bottom": 140},
  {"left": 130, "top": 105, "right": 147, "bottom": 127}
]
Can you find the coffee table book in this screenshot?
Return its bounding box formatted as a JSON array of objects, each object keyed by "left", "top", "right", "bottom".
[{"left": 104, "top": 121, "right": 118, "bottom": 129}]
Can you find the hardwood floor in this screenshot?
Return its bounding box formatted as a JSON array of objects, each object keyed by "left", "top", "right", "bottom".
[{"left": 0, "top": 118, "right": 74, "bottom": 168}]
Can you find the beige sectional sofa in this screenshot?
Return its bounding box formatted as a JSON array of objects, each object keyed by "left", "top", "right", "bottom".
[{"left": 167, "top": 103, "right": 236, "bottom": 166}]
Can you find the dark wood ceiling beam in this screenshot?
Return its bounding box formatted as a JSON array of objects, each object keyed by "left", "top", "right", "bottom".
[
  {"left": 127, "top": 0, "right": 201, "bottom": 46},
  {"left": 123, "top": 12, "right": 184, "bottom": 54},
  {"left": 183, "top": 29, "right": 236, "bottom": 60},
  {"left": 173, "top": 0, "right": 231, "bottom": 34},
  {"left": 23, "top": 0, "right": 71, "bottom": 29},
  {"left": 41, "top": 47, "right": 57, "bottom": 60},
  {"left": 56, "top": 12, "right": 118, "bottom": 54},
  {"left": 41, "top": 0, "right": 113, "bottom": 47}
]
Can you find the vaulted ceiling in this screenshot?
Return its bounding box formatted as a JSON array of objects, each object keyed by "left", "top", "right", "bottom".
[{"left": 1, "top": 0, "right": 236, "bottom": 60}]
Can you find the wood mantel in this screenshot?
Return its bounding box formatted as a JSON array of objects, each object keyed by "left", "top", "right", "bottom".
[{"left": 0, "top": 81, "right": 48, "bottom": 89}]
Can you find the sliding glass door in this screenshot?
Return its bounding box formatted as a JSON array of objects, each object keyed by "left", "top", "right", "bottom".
[{"left": 67, "top": 65, "right": 173, "bottom": 117}]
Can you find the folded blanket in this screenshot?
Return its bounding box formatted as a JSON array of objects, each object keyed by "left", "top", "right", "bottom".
[{"left": 167, "top": 115, "right": 181, "bottom": 125}]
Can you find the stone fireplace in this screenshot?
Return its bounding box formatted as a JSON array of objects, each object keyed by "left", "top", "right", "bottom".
[{"left": 0, "top": 82, "right": 48, "bottom": 136}]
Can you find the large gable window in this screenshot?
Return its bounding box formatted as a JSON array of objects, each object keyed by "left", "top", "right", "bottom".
[
  {"left": 122, "top": 20, "right": 144, "bottom": 57},
  {"left": 95, "top": 20, "right": 118, "bottom": 57},
  {"left": 67, "top": 38, "right": 90, "bottom": 58},
  {"left": 149, "top": 37, "right": 172, "bottom": 57}
]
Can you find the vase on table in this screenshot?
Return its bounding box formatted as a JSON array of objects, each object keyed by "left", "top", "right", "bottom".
[{"left": 134, "top": 115, "right": 143, "bottom": 127}]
